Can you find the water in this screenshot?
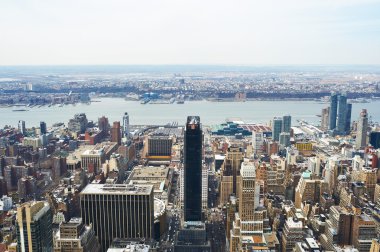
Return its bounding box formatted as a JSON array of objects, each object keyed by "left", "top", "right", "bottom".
[{"left": 1, "top": 98, "right": 380, "bottom": 127}]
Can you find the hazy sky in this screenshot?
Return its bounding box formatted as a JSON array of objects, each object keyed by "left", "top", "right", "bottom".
[{"left": 1, "top": 0, "right": 380, "bottom": 65}]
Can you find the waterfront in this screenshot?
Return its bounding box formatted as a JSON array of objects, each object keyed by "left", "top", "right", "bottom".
[{"left": 1, "top": 98, "right": 380, "bottom": 127}]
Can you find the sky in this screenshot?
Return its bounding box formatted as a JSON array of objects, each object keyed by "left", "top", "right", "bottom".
[{"left": 1, "top": 0, "right": 380, "bottom": 65}]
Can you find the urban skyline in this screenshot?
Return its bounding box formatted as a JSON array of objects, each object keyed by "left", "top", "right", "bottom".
[{"left": 1, "top": 0, "right": 380, "bottom": 251}]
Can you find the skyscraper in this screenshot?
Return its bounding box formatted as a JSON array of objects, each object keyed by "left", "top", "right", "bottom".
[
  {"left": 123, "top": 112, "right": 130, "bottom": 138},
  {"left": 370, "top": 131, "right": 380, "bottom": 149},
  {"left": 80, "top": 184, "right": 154, "bottom": 251},
  {"left": 282, "top": 115, "right": 292, "bottom": 133},
  {"left": 328, "top": 93, "right": 338, "bottom": 130},
  {"left": 184, "top": 116, "right": 202, "bottom": 222},
  {"left": 40, "top": 121, "right": 47, "bottom": 134},
  {"left": 18, "top": 120, "right": 26, "bottom": 135},
  {"left": 279, "top": 132, "right": 291, "bottom": 148},
  {"left": 356, "top": 109, "right": 368, "bottom": 149},
  {"left": 16, "top": 201, "right": 53, "bottom": 252},
  {"left": 345, "top": 103, "right": 352, "bottom": 133},
  {"left": 321, "top": 107, "right": 330, "bottom": 131},
  {"left": 238, "top": 162, "right": 260, "bottom": 232},
  {"left": 272, "top": 117, "right": 283, "bottom": 141},
  {"left": 110, "top": 121, "right": 121, "bottom": 145},
  {"left": 252, "top": 131, "right": 264, "bottom": 155},
  {"left": 336, "top": 93, "right": 347, "bottom": 134},
  {"left": 98, "top": 116, "right": 109, "bottom": 132}
]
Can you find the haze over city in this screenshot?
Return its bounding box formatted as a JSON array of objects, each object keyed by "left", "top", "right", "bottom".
[{"left": 1, "top": 0, "right": 380, "bottom": 65}]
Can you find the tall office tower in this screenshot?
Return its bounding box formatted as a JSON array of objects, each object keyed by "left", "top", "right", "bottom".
[
  {"left": 110, "top": 121, "right": 121, "bottom": 145},
  {"left": 345, "top": 103, "right": 352, "bottom": 133},
  {"left": 40, "top": 121, "right": 47, "bottom": 134},
  {"left": 272, "top": 117, "right": 283, "bottom": 141},
  {"left": 279, "top": 132, "right": 291, "bottom": 148},
  {"left": 184, "top": 116, "right": 202, "bottom": 222},
  {"left": 328, "top": 93, "right": 338, "bottom": 130},
  {"left": 370, "top": 131, "right": 380, "bottom": 149},
  {"left": 18, "top": 120, "right": 26, "bottom": 135},
  {"left": 282, "top": 115, "right": 292, "bottom": 133},
  {"left": 252, "top": 131, "right": 264, "bottom": 156},
  {"left": 320, "top": 206, "right": 353, "bottom": 251},
  {"left": 230, "top": 162, "right": 272, "bottom": 252},
  {"left": 53, "top": 217, "right": 101, "bottom": 252},
  {"left": 123, "top": 112, "right": 130, "bottom": 138},
  {"left": 356, "top": 109, "right": 369, "bottom": 149},
  {"left": 282, "top": 217, "right": 304, "bottom": 252},
  {"left": 219, "top": 145, "right": 244, "bottom": 205},
  {"left": 98, "top": 116, "right": 109, "bottom": 132},
  {"left": 16, "top": 201, "right": 53, "bottom": 252},
  {"left": 352, "top": 213, "right": 377, "bottom": 251},
  {"left": 294, "top": 171, "right": 329, "bottom": 208},
  {"left": 336, "top": 93, "right": 348, "bottom": 134},
  {"left": 202, "top": 164, "right": 208, "bottom": 210},
  {"left": 147, "top": 134, "right": 173, "bottom": 157},
  {"left": 238, "top": 162, "right": 260, "bottom": 233},
  {"left": 321, "top": 107, "right": 330, "bottom": 131},
  {"left": 80, "top": 184, "right": 154, "bottom": 251}
]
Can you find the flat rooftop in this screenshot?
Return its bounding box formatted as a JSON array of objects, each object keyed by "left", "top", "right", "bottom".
[
  {"left": 81, "top": 184, "right": 153, "bottom": 195},
  {"left": 130, "top": 166, "right": 169, "bottom": 179}
]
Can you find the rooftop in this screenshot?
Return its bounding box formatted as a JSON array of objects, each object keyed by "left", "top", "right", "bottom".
[{"left": 81, "top": 184, "right": 153, "bottom": 195}]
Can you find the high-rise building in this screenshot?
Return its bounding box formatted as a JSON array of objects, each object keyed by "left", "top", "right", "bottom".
[
  {"left": 321, "top": 107, "right": 330, "bottom": 131},
  {"left": 98, "top": 116, "right": 109, "bottom": 132},
  {"left": 147, "top": 134, "right": 173, "bottom": 158},
  {"left": 238, "top": 162, "right": 260, "bottom": 233},
  {"left": 80, "top": 184, "right": 154, "bottom": 251},
  {"left": 272, "top": 117, "right": 283, "bottom": 141},
  {"left": 16, "top": 201, "right": 53, "bottom": 252},
  {"left": 123, "top": 112, "right": 130, "bottom": 138},
  {"left": 279, "top": 132, "right": 291, "bottom": 148},
  {"left": 370, "top": 131, "right": 380, "bottom": 149},
  {"left": 320, "top": 206, "right": 354, "bottom": 250},
  {"left": 219, "top": 145, "right": 244, "bottom": 205},
  {"left": 282, "top": 217, "right": 304, "bottom": 252},
  {"left": 295, "top": 171, "right": 329, "bottom": 208},
  {"left": 184, "top": 116, "right": 202, "bottom": 222},
  {"left": 328, "top": 93, "right": 338, "bottom": 130},
  {"left": 53, "top": 217, "right": 101, "bottom": 252},
  {"left": 282, "top": 115, "right": 292, "bottom": 133},
  {"left": 352, "top": 213, "right": 377, "bottom": 251},
  {"left": 68, "top": 113, "right": 88, "bottom": 133},
  {"left": 336, "top": 93, "right": 348, "bottom": 134},
  {"left": 110, "top": 121, "right": 121, "bottom": 145},
  {"left": 18, "top": 120, "right": 26, "bottom": 135},
  {"left": 40, "top": 121, "right": 47, "bottom": 134},
  {"left": 230, "top": 161, "right": 273, "bottom": 252},
  {"left": 252, "top": 131, "right": 264, "bottom": 155},
  {"left": 356, "top": 109, "right": 369, "bottom": 149},
  {"left": 345, "top": 103, "right": 352, "bottom": 133}
]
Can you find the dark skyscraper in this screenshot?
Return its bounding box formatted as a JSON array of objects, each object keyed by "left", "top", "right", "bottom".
[
  {"left": 98, "top": 116, "right": 109, "bottom": 132},
  {"left": 282, "top": 115, "right": 292, "bottom": 133},
  {"left": 40, "top": 121, "right": 47, "bottom": 134},
  {"left": 336, "top": 93, "right": 347, "bottom": 134},
  {"left": 329, "top": 93, "right": 338, "bottom": 130},
  {"left": 370, "top": 132, "right": 380, "bottom": 149},
  {"left": 345, "top": 103, "right": 352, "bottom": 133},
  {"left": 272, "top": 117, "right": 283, "bottom": 141},
  {"left": 184, "top": 116, "right": 202, "bottom": 222}
]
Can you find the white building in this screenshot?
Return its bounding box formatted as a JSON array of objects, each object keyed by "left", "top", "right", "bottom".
[
  {"left": 252, "top": 131, "right": 264, "bottom": 155},
  {"left": 0, "top": 195, "right": 13, "bottom": 211},
  {"left": 202, "top": 165, "right": 208, "bottom": 210}
]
